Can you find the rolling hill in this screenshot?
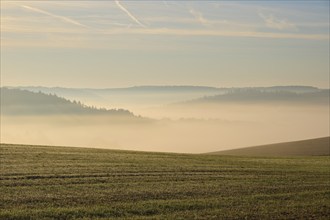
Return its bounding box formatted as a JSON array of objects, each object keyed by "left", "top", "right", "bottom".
[
  {"left": 6, "top": 85, "right": 325, "bottom": 109},
  {"left": 208, "top": 137, "right": 330, "bottom": 156},
  {"left": 182, "top": 89, "right": 330, "bottom": 105},
  {"left": 0, "top": 88, "right": 133, "bottom": 116},
  {"left": 1, "top": 143, "right": 329, "bottom": 219},
  {"left": 3, "top": 86, "right": 224, "bottom": 111}
]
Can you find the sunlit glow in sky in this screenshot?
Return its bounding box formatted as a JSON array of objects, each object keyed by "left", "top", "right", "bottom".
[{"left": 1, "top": 0, "right": 329, "bottom": 88}]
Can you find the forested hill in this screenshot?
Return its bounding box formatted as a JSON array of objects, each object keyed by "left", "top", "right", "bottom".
[
  {"left": 184, "top": 89, "right": 329, "bottom": 105},
  {"left": 0, "top": 88, "right": 134, "bottom": 116}
]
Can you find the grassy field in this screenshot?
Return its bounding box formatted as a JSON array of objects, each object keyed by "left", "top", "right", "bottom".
[
  {"left": 209, "top": 136, "right": 330, "bottom": 156},
  {"left": 1, "top": 144, "right": 329, "bottom": 219}
]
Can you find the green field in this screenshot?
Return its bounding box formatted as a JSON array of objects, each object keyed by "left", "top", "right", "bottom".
[
  {"left": 209, "top": 137, "right": 330, "bottom": 156},
  {"left": 1, "top": 144, "right": 329, "bottom": 219}
]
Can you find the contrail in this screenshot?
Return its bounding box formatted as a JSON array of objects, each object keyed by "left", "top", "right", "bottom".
[
  {"left": 21, "top": 5, "right": 88, "bottom": 28},
  {"left": 115, "top": 0, "right": 146, "bottom": 28}
]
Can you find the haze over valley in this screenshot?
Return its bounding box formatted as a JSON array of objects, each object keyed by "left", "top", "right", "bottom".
[
  {"left": 1, "top": 1, "right": 330, "bottom": 219},
  {"left": 2, "top": 0, "right": 329, "bottom": 153},
  {"left": 1, "top": 86, "right": 328, "bottom": 153}
]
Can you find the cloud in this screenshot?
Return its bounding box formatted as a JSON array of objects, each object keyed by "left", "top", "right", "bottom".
[
  {"left": 259, "top": 13, "right": 297, "bottom": 31},
  {"left": 115, "top": 0, "right": 146, "bottom": 28},
  {"left": 189, "top": 8, "right": 211, "bottom": 27},
  {"left": 21, "top": 5, "right": 88, "bottom": 28},
  {"left": 2, "top": 2, "right": 328, "bottom": 49},
  {"left": 7, "top": 23, "right": 324, "bottom": 41},
  {"left": 3, "top": 26, "right": 328, "bottom": 48},
  {"left": 118, "top": 28, "right": 327, "bottom": 40}
]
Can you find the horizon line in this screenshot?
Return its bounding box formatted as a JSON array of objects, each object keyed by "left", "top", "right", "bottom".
[{"left": 1, "top": 84, "right": 328, "bottom": 90}]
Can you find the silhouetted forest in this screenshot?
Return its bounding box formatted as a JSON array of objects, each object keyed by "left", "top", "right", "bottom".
[
  {"left": 185, "top": 89, "right": 329, "bottom": 105},
  {"left": 0, "top": 88, "right": 134, "bottom": 116}
]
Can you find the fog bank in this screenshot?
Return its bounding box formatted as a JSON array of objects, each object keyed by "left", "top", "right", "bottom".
[{"left": 1, "top": 104, "right": 328, "bottom": 153}]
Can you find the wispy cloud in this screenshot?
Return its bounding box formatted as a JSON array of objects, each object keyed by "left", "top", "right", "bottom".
[
  {"left": 115, "top": 0, "right": 146, "bottom": 28},
  {"left": 21, "top": 5, "right": 88, "bottom": 28},
  {"left": 2, "top": 1, "right": 328, "bottom": 49},
  {"left": 259, "top": 13, "right": 297, "bottom": 31},
  {"left": 105, "top": 28, "right": 327, "bottom": 41},
  {"left": 189, "top": 8, "right": 211, "bottom": 27},
  {"left": 3, "top": 24, "right": 328, "bottom": 43}
]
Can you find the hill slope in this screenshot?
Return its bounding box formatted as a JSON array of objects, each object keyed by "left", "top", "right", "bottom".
[
  {"left": 184, "top": 89, "right": 329, "bottom": 105},
  {"left": 6, "top": 86, "right": 225, "bottom": 109},
  {"left": 208, "top": 137, "right": 330, "bottom": 156},
  {"left": 0, "top": 88, "right": 133, "bottom": 116},
  {"left": 1, "top": 143, "right": 329, "bottom": 219},
  {"left": 8, "top": 85, "right": 325, "bottom": 109}
]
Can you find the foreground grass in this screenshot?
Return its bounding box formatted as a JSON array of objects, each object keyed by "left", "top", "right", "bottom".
[{"left": 0, "top": 144, "right": 329, "bottom": 219}]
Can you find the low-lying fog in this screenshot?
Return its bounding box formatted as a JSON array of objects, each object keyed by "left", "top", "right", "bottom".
[{"left": 1, "top": 103, "right": 328, "bottom": 153}]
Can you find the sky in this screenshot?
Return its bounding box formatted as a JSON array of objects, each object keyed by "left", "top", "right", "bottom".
[{"left": 1, "top": 0, "right": 329, "bottom": 88}]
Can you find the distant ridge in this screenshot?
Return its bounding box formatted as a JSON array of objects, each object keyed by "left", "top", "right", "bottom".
[
  {"left": 8, "top": 85, "right": 327, "bottom": 107},
  {"left": 7, "top": 85, "right": 222, "bottom": 93},
  {"left": 207, "top": 137, "right": 330, "bottom": 156},
  {"left": 0, "top": 88, "right": 134, "bottom": 116},
  {"left": 183, "top": 89, "right": 329, "bottom": 105}
]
